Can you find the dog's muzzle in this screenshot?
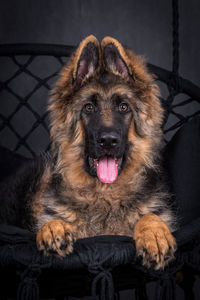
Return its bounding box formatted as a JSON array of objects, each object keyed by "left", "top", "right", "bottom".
[{"left": 88, "top": 130, "right": 123, "bottom": 184}]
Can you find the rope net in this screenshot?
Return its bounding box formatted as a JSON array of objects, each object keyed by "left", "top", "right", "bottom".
[{"left": 0, "top": 45, "right": 199, "bottom": 157}]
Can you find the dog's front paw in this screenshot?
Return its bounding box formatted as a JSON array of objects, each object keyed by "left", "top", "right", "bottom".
[
  {"left": 36, "top": 220, "right": 74, "bottom": 257},
  {"left": 133, "top": 213, "right": 176, "bottom": 270}
]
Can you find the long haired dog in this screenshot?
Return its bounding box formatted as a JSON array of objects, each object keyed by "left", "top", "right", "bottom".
[{"left": 19, "top": 36, "right": 176, "bottom": 269}]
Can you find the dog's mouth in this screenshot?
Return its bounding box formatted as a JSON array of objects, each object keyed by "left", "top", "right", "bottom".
[{"left": 88, "top": 156, "right": 123, "bottom": 183}]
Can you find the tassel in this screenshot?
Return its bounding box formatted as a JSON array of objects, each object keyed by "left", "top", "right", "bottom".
[
  {"left": 17, "top": 265, "right": 40, "bottom": 300},
  {"left": 135, "top": 281, "right": 148, "bottom": 300},
  {"left": 156, "top": 277, "right": 176, "bottom": 300},
  {"left": 91, "top": 269, "right": 114, "bottom": 300}
]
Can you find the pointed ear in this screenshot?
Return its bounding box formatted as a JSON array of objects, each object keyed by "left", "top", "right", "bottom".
[
  {"left": 73, "top": 35, "right": 100, "bottom": 87},
  {"left": 101, "top": 36, "right": 132, "bottom": 78}
]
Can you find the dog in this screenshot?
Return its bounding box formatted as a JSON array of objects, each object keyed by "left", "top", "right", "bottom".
[{"left": 1, "top": 36, "right": 177, "bottom": 269}]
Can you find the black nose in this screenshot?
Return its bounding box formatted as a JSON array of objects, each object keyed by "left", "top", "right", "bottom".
[{"left": 98, "top": 132, "right": 120, "bottom": 148}]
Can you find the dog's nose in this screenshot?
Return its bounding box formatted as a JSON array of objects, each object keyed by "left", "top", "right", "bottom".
[{"left": 98, "top": 132, "right": 119, "bottom": 148}]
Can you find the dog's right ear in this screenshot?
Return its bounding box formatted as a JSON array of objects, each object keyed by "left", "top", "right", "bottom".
[{"left": 72, "top": 35, "right": 100, "bottom": 88}]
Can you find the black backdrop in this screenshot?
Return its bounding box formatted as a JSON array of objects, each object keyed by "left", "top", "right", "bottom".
[{"left": 0, "top": 0, "right": 199, "bottom": 85}]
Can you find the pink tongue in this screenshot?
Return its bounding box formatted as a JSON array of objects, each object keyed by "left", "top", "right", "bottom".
[{"left": 96, "top": 157, "right": 118, "bottom": 183}]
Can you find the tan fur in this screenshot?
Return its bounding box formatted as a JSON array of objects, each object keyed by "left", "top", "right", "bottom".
[
  {"left": 34, "top": 36, "right": 176, "bottom": 269},
  {"left": 133, "top": 213, "right": 176, "bottom": 269}
]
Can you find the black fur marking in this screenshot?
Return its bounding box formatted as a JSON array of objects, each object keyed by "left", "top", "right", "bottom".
[
  {"left": 89, "top": 94, "right": 98, "bottom": 106},
  {"left": 44, "top": 206, "right": 57, "bottom": 217},
  {"left": 50, "top": 173, "right": 62, "bottom": 192}
]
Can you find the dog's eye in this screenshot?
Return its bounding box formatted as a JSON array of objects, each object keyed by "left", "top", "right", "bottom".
[
  {"left": 84, "top": 103, "right": 94, "bottom": 113},
  {"left": 119, "top": 103, "right": 129, "bottom": 112}
]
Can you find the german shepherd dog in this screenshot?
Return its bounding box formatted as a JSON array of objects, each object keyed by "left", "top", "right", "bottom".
[{"left": 1, "top": 36, "right": 177, "bottom": 269}]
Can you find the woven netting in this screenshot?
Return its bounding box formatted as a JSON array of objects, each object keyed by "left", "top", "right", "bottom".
[{"left": 0, "top": 44, "right": 200, "bottom": 158}]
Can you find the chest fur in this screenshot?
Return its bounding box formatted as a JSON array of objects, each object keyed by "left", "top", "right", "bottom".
[
  {"left": 76, "top": 197, "right": 139, "bottom": 237},
  {"left": 34, "top": 187, "right": 140, "bottom": 238}
]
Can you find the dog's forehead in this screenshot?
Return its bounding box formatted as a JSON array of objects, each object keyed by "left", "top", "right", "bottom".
[{"left": 79, "top": 81, "right": 134, "bottom": 103}]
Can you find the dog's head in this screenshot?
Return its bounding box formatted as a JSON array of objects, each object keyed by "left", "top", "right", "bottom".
[{"left": 49, "top": 36, "right": 163, "bottom": 187}]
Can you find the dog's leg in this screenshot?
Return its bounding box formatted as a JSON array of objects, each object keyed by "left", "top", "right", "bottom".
[
  {"left": 133, "top": 213, "right": 176, "bottom": 269},
  {"left": 36, "top": 220, "right": 75, "bottom": 257}
]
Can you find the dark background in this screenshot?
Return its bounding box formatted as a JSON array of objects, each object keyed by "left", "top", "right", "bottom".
[
  {"left": 0, "top": 0, "right": 200, "bottom": 157},
  {"left": 0, "top": 0, "right": 199, "bottom": 85}
]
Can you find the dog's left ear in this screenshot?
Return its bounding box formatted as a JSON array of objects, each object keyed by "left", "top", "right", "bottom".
[
  {"left": 73, "top": 35, "right": 100, "bottom": 87},
  {"left": 101, "top": 36, "right": 132, "bottom": 79}
]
